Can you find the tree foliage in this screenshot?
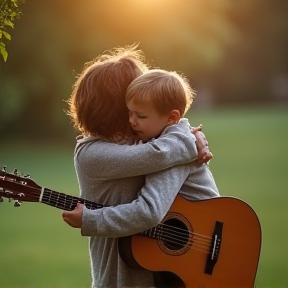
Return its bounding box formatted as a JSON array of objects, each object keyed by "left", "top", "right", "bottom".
[{"left": 0, "top": 0, "right": 24, "bottom": 61}]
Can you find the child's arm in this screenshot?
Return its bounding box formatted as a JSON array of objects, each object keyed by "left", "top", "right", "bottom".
[
  {"left": 75, "top": 119, "right": 198, "bottom": 180},
  {"left": 63, "top": 163, "right": 191, "bottom": 237}
]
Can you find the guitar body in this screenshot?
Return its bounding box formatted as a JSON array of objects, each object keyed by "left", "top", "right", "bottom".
[{"left": 118, "top": 195, "right": 261, "bottom": 288}]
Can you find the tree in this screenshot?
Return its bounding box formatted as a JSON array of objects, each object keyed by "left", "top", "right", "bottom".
[{"left": 0, "top": 0, "right": 24, "bottom": 61}]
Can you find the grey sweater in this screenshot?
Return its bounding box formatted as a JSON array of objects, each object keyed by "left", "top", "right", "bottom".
[{"left": 74, "top": 119, "right": 219, "bottom": 288}]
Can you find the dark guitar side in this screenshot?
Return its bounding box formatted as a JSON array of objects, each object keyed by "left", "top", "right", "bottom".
[{"left": 118, "top": 195, "right": 262, "bottom": 288}]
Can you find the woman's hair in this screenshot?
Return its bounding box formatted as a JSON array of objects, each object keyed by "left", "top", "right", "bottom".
[
  {"left": 67, "top": 44, "right": 149, "bottom": 140},
  {"left": 125, "top": 69, "right": 195, "bottom": 117}
]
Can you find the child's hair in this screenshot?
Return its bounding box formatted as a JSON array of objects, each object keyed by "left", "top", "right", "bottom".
[
  {"left": 125, "top": 69, "right": 195, "bottom": 117},
  {"left": 67, "top": 44, "right": 149, "bottom": 140}
]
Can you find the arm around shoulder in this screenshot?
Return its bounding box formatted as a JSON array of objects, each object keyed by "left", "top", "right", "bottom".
[{"left": 76, "top": 120, "right": 197, "bottom": 180}]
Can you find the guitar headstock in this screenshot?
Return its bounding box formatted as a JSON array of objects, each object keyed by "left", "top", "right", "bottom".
[{"left": 0, "top": 166, "right": 42, "bottom": 207}]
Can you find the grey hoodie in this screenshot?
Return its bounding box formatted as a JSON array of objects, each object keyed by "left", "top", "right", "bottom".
[{"left": 74, "top": 118, "right": 219, "bottom": 288}]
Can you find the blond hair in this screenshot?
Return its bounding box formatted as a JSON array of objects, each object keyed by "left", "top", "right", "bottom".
[
  {"left": 125, "top": 69, "right": 195, "bottom": 117},
  {"left": 67, "top": 44, "right": 149, "bottom": 140}
]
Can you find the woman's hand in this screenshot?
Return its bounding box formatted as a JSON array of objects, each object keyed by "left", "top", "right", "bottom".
[
  {"left": 62, "top": 202, "right": 84, "bottom": 228},
  {"left": 192, "top": 125, "right": 213, "bottom": 164}
]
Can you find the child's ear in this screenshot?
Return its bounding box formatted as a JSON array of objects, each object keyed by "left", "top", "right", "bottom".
[{"left": 167, "top": 110, "right": 181, "bottom": 125}]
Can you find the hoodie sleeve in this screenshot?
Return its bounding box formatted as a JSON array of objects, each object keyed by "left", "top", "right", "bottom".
[
  {"left": 76, "top": 119, "right": 198, "bottom": 180},
  {"left": 81, "top": 163, "right": 191, "bottom": 237}
]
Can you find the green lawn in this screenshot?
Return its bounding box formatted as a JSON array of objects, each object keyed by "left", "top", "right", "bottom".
[{"left": 0, "top": 106, "right": 287, "bottom": 288}]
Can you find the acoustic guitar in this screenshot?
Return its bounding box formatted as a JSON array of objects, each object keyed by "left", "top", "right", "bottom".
[{"left": 0, "top": 167, "right": 262, "bottom": 288}]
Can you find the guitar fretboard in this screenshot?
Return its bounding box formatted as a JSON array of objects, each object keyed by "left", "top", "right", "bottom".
[
  {"left": 41, "top": 188, "right": 103, "bottom": 211},
  {"left": 140, "top": 227, "right": 160, "bottom": 239}
]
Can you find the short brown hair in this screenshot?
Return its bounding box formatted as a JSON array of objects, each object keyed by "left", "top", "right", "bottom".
[
  {"left": 67, "top": 45, "right": 149, "bottom": 140},
  {"left": 125, "top": 69, "right": 195, "bottom": 117}
]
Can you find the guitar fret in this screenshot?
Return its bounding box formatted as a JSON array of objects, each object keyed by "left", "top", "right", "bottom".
[
  {"left": 84, "top": 200, "right": 90, "bottom": 209},
  {"left": 140, "top": 226, "right": 160, "bottom": 239},
  {"left": 68, "top": 194, "right": 73, "bottom": 210},
  {"left": 153, "top": 227, "right": 157, "bottom": 238},
  {"left": 56, "top": 191, "right": 60, "bottom": 207},
  {"left": 41, "top": 188, "right": 104, "bottom": 211}
]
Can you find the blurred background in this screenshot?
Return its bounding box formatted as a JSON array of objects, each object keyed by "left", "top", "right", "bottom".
[{"left": 0, "top": 0, "right": 287, "bottom": 287}]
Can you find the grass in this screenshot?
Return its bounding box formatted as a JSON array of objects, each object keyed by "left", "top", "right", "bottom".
[{"left": 0, "top": 105, "right": 287, "bottom": 288}]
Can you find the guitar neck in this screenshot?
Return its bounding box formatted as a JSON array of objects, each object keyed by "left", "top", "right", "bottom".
[
  {"left": 139, "top": 227, "right": 160, "bottom": 239},
  {"left": 41, "top": 188, "right": 104, "bottom": 211},
  {"left": 41, "top": 188, "right": 158, "bottom": 238}
]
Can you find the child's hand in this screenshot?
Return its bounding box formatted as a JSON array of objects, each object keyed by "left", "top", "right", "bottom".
[
  {"left": 191, "top": 124, "right": 203, "bottom": 133},
  {"left": 62, "top": 202, "right": 83, "bottom": 228},
  {"left": 192, "top": 127, "right": 213, "bottom": 164}
]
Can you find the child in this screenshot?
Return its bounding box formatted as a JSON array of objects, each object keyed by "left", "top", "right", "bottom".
[{"left": 125, "top": 69, "right": 219, "bottom": 201}]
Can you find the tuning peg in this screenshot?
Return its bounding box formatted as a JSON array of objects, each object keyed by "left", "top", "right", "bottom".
[
  {"left": 14, "top": 200, "right": 22, "bottom": 207},
  {"left": 2, "top": 166, "right": 7, "bottom": 172},
  {"left": 13, "top": 168, "right": 18, "bottom": 175},
  {"left": 24, "top": 174, "right": 31, "bottom": 178}
]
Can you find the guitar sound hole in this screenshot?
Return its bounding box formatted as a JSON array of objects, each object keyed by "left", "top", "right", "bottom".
[{"left": 162, "top": 218, "right": 190, "bottom": 251}]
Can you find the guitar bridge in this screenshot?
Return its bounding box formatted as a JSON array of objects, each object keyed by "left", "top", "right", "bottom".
[{"left": 204, "top": 221, "right": 223, "bottom": 275}]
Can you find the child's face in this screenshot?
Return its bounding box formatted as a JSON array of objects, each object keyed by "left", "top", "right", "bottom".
[{"left": 127, "top": 99, "right": 171, "bottom": 142}]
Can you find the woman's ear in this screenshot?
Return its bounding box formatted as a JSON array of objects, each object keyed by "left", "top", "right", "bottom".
[{"left": 167, "top": 110, "right": 181, "bottom": 125}]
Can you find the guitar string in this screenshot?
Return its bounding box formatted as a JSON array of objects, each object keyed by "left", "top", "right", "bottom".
[
  {"left": 154, "top": 235, "right": 210, "bottom": 253},
  {"left": 44, "top": 192, "right": 213, "bottom": 252},
  {"left": 150, "top": 229, "right": 210, "bottom": 254},
  {"left": 159, "top": 226, "right": 211, "bottom": 247},
  {"left": 42, "top": 191, "right": 213, "bottom": 252},
  {"left": 154, "top": 226, "right": 211, "bottom": 252},
  {"left": 160, "top": 222, "right": 212, "bottom": 240},
  {"left": 18, "top": 188, "right": 213, "bottom": 253},
  {"left": 43, "top": 190, "right": 212, "bottom": 241},
  {"left": 44, "top": 192, "right": 212, "bottom": 239},
  {"left": 152, "top": 223, "right": 211, "bottom": 243}
]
